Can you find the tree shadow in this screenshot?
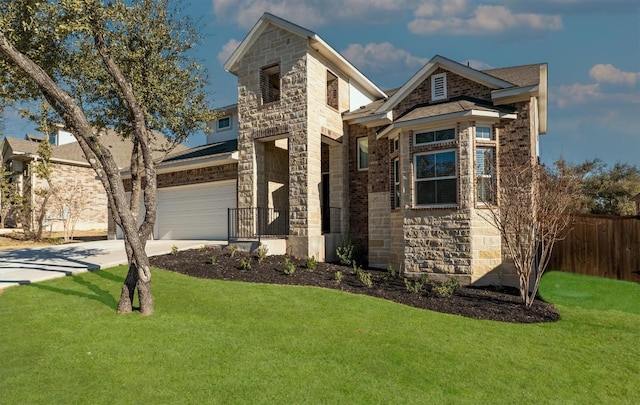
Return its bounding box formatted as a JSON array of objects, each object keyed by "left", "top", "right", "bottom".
[{"left": 26, "top": 273, "right": 119, "bottom": 309}]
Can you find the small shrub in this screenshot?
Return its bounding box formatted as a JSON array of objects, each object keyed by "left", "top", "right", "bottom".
[
  {"left": 404, "top": 275, "right": 428, "bottom": 294},
  {"left": 336, "top": 242, "right": 355, "bottom": 266},
  {"left": 283, "top": 257, "right": 296, "bottom": 275},
  {"left": 256, "top": 244, "right": 268, "bottom": 263},
  {"left": 170, "top": 245, "right": 179, "bottom": 255},
  {"left": 383, "top": 264, "right": 398, "bottom": 281},
  {"left": 228, "top": 245, "right": 237, "bottom": 258},
  {"left": 433, "top": 277, "right": 461, "bottom": 298},
  {"left": 357, "top": 269, "right": 373, "bottom": 288},
  {"left": 210, "top": 255, "right": 217, "bottom": 265},
  {"left": 334, "top": 270, "right": 343, "bottom": 283},
  {"left": 239, "top": 258, "right": 252, "bottom": 270},
  {"left": 198, "top": 245, "right": 207, "bottom": 252},
  {"left": 305, "top": 256, "right": 317, "bottom": 271}
]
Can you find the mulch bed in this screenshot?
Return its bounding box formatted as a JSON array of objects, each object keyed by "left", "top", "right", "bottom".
[{"left": 150, "top": 246, "right": 560, "bottom": 324}]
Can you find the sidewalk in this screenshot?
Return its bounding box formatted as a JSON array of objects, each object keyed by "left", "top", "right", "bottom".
[{"left": 0, "top": 239, "right": 224, "bottom": 290}]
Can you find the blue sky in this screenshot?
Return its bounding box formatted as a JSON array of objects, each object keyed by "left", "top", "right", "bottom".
[{"left": 3, "top": 0, "right": 639, "bottom": 167}]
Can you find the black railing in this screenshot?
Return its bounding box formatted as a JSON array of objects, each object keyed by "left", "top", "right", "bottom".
[
  {"left": 228, "top": 207, "right": 289, "bottom": 242},
  {"left": 322, "top": 206, "right": 342, "bottom": 234}
]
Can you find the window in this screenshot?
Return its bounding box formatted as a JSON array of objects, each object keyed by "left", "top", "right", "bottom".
[
  {"left": 326, "top": 71, "right": 338, "bottom": 110},
  {"left": 48, "top": 134, "right": 57, "bottom": 145},
  {"left": 431, "top": 73, "right": 447, "bottom": 101},
  {"left": 217, "top": 117, "right": 231, "bottom": 130},
  {"left": 414, "top": 128, "right": 455, "bottom": 145},
  {"left": 476, "top": 126, "right": 492, "bottom": 140},
  {"left": 261, "top": 64, "right": 280, "bottom": 104},
  {"left": 415, "top": 150, "right": 457, "bottom": 205},
  {"left": 476, "top": 147, "right": 495, "bottom": 204},
  {"left": 357, "top": 137, "right": 369, "bottom": 171},
  {"left": 393, "top": 158, "right": 400, "bottom": 209}
]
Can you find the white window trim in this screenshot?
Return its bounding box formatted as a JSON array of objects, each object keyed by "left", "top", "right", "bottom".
[
  {"left": 413, "top": 127, "right": 456, "bottom": 147},
  {"left": 393, "top": 157, "right": 400, "bottom": 209},
  {"left": 357, "top": 137, "right": 369, "bottom": 171},
  {"left": 414, "top": 149, "right": 457, "bottom": 207},
  {"left": 476, "top": 125, "right": 492, "bottom": 140},
  {"left": 431, "top": 73, "right": 447, "bottom": 101},
  {"left": 217, "top": 116, "right": 232, "bottom": 131},
  {"left": 476, "top": 147, "right": 496, "bottom": 205}
]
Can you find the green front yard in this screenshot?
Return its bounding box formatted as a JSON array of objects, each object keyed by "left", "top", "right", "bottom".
[{"left": 0, "top": 269, "right": 638, "bottom": 404}]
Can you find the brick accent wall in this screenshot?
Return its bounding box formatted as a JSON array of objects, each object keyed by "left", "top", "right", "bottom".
[
  {"left": 348, "top": 124, "right": 372, "bottom": 252},
  {"left": 123, "top": 163, "right": 237, "bottom": 191},
  {"left": 393, "top": 68, "right": 493, "bottom": 118}
]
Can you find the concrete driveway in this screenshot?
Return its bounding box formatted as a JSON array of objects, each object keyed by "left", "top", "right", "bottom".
[{"left": 0, "top": 239, "right": 224, "bottom": 290}]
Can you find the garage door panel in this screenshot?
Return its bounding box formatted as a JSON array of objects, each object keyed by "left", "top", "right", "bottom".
[{"left": 157, "top": 180, "right": 236, "bottom": 240}]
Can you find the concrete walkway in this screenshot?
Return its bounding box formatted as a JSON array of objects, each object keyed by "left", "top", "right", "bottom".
[{"left": 0, "top": 239, "right": 224, "bottom": 290}]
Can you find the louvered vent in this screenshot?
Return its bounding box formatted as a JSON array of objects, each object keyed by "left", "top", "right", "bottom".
[{"left": 431, "top": 73, "right": 447, "bottom": 101}]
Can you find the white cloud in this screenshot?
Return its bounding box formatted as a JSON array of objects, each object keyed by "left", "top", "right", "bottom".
[
  {"left": 553, "top": 83, "right": 601, "bottom": 108},
  {"left": 408, "top": 3, "right": 562, "bottom": 36},
  {"left": 212, "top": 0, "right": 413, "bottom": 29},
  {"left": 341, "top": 42, "right": 428, "bottom": 74},
  {"left": 589, "top": 64, "right": 640, "bottom": 86},
  {"left": 217, "top": 39, "right": 242, "bottom": 66}
]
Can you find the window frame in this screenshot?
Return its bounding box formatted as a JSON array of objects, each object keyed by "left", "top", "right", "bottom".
[
  {"left": 326, "top": 70, "right": 339, "bottom": 110},
  {"left": 476, "top": 147, "right": 496, "bottom": 205},
  {"left": 431, "top": 73, "right": 447, "bottom": 101},
  {"left": 414, "top": 149, "right": 458, "bottom": 207},
  {"left": 260, "top": 63, "right": 281, "bottom": 105},
  {"left": 414, "top": 128, "right": 456, "bottom": 146},
  {"left": 217, "top": 116, "right": 231, "bottom": 131},
  {"left": 357, "top": 137, "right": 369, "bottom": 171},
  {"left": 393, "top": 157, "right": 400, "bottom": 209},
  {"left": 476, "top": 125, "right": 492, "bottom": 140}
]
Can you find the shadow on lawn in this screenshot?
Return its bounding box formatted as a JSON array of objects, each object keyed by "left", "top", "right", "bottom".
[{"left": 26, "top": 272, "right": 119, "bottom": 309}]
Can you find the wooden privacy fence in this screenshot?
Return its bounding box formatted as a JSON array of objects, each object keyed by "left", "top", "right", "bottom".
[{"left": 549, "top": 214, "right": 640, "bottom": 283}]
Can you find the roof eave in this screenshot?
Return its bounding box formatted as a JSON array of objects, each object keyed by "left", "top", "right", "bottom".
[
  {"left": 376, "top": 109, "right": 517, "bottom": 140},
  {"left": 349, "top": 111, "right": 393, "bottom": 127}
]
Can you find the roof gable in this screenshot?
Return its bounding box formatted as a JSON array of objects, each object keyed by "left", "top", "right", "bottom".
[
  {"left": 223, "top": 12, "right": 386, "bottom": 101},
  {"left": 375, "top": 55, "right": 515, "bottom": 114}
]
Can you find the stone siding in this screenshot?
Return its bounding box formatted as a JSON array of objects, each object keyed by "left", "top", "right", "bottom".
[{"left": 123, "top": 163, "right": 237, "bottom": 191}]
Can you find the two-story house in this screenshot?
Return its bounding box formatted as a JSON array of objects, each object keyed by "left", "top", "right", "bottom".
[{"left": 142, "top": 12, "right": 547, "bottom": 285}]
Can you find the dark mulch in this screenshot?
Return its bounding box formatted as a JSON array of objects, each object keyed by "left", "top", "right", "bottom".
[{"left": 150, "top": 246, "right": 560, "bottom": 324}]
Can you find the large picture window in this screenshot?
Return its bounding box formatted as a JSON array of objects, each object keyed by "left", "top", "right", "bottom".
[
  {"left": 476, "top": 147, "right": 495, "bottom": 204},
  {"left": 415, "top": 150, "right": 457, "bottom": 206}
]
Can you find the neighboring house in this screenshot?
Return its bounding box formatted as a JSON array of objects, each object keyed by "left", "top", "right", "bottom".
[
  {"left": 1, "top": 126, "right": 185, "bottom": 234},
  {"left": 127, "top": 13, "right": 548, "bottom": 285}
]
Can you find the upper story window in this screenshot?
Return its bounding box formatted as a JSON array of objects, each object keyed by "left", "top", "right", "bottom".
[
  {"left": 357, "top": 137, "right": 369, "bottom": 171},
  {"left": 415, "top": 150, "right": 457, "bottom": 206},
  {"left": 476, "top": 126, "right": 492, "bottom": 140},
  {"left": 326, "top": 71, "right": 338, "bottom": 110},
  {"left": 217, "top": 117, "right": 231, "bottom": 130},
  {"left": 431, "top": 73, "right": 447, "bottom": 101},
  {"left": 261, "top": 64, "right": 281, "bottom": 104},
  {"left": 414, "top": 128, "right": 455, "bottom": 145}
]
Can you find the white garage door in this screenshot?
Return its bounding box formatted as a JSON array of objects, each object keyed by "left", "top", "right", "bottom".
[{"left": 156, "top": 180, "right": 236, "bottom": 240}]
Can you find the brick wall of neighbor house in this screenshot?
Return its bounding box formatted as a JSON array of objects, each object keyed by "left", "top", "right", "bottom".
[
  {"left": 31, "top": 163, "right": 108, "bottom": 231},
  {"left": 123, "top": 163, "right": 238, "bottom": 191},
  {"left": 393, "top": 68, "right": 493, "bottom": 118}
]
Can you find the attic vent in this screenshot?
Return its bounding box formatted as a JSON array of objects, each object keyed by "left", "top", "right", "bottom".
[{"left": 431, "top": 73, "right": 447, "bottom": 101}]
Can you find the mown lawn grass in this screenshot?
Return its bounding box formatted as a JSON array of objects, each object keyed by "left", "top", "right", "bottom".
[{"left": 0, "top": 268, "right": 638, "bottom": 404}]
